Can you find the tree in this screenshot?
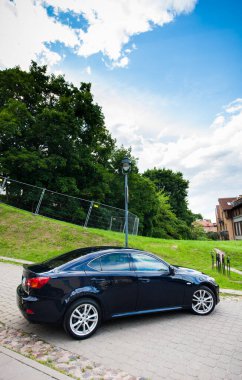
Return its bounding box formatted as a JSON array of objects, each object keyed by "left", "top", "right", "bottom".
[
  {"left": 143, "top": 168, "right": 189, "bottom": 218},
  {"left": 190, "top": 224, "right": 208, "bottom": 240},
  {"left": 143, "top": 168, "right": 201, "bottom": 226},
  {"left": 0, "top": 62, "right": 204, "bottom": 239},
  {"left": 0, "top": 62, "right": 115, "bottom": 202}
]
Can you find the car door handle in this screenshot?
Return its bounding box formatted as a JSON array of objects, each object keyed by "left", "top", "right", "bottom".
[
  {"left": 91, "top": 278, "right": 111, "bottom": 283},
  {"left": 139, "top": 277, "right": 150, "bottom": 283}
]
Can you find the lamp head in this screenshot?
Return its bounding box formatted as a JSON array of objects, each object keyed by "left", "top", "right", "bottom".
[{"left": 121, "top": 157, "right": 131, "bottom": 173}]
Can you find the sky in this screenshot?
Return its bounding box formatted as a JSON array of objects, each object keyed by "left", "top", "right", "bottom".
[{"left": 1, "top": 0, "right": 242, "bottom": 222}]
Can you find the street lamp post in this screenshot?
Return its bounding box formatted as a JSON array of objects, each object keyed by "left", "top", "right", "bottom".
[{"left": 121, "top": 157, "right": 131, "bottom": 248}]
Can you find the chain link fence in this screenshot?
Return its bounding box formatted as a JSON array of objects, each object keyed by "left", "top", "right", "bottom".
[{"left": 0, "top": 176, "right": 139, "bottom": 235}]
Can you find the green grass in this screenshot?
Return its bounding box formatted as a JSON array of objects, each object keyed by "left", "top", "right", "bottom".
[{"left": 0, "top": 203, "right": 242, "bottom": 290}]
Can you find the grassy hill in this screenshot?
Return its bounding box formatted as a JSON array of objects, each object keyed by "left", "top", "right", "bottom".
[{"left": 0, "top": 203, "right": 242, "bottom": 290}]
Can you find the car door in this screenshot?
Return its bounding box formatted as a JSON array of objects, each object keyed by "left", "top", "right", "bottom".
[
  {"left": 131, "top": 252, "right": 185, "bottom": 310},
  {"left": 85, "top": 252, "right": 138, "bottom": 317}
]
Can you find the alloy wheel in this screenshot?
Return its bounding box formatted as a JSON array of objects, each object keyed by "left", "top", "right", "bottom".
[
  {"left": 192, "top": 289, "right": 214, "bottom": 315},
  {"left": 70, "top": 303, "right": 99, "bottom": 337}
]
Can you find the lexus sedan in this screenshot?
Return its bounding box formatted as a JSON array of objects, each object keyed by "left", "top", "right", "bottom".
[{"left": 17, "top": 246, "right": 220, "bottom": 339}]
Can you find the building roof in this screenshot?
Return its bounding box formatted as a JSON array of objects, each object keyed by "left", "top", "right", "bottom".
[
  {"left": 195, "top": 219, "right": 217, "bottom": 227},
  {"left": 232, "top": 196, "right": 242, "bottom": 208},
  {"left": 218, "top": 197, "right": 237, "bottom": 211}
]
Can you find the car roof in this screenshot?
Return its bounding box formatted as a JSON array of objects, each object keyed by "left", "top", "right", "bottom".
[{"left": 42, "top": 246, "right": 131, "bottom": 270}]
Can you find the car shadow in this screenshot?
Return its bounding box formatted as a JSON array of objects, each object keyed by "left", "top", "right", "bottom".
[{"left": 16, "top": 306, "right": 218, "bottom": 343}]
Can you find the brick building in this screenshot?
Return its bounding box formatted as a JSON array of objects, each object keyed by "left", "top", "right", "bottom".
[
  {"left": 195, "top": 219, "right": 217, "bottom": 233},
  {"left": 232, "top": 196, "right": 242, "bottom": 240},
  {"left": 216, "top": 196, "right": 242, "bottom": 240}
]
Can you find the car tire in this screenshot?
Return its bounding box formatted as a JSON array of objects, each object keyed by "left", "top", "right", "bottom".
[
  {"left": 63, "top": 298, "right": 101, "bottom": 339},
  {"left": 191, "top": 286, "right": 216, "bottom": 316}
]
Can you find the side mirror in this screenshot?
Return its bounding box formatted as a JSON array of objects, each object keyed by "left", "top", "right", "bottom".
[{"left": 169, "top": 265, "right": 175, "bottom": 275}]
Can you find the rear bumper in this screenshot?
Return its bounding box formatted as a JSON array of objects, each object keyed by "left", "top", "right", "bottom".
[{"left": 16, "top": 285, "right": 63, "bottom": 323}]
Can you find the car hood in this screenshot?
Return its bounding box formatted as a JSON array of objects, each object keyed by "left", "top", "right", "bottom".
[{"left": 173, "top": 265, "right": 203, "bottom": 276}]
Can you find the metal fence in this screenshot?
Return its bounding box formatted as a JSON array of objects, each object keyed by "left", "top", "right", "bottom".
[{"left": 0, "top": 176, "right": 139, "bottom": 235}]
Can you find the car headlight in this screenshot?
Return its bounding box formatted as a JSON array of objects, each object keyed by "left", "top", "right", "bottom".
[
  {"left": 207, "top": 276, "right": 216, "bottom": 284},
  {"left": 199, "top": 275, "right": 216, "bottom": 284}
]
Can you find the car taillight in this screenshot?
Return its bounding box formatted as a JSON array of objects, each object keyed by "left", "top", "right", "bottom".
[{"left": 25, "top": 277, "right": 50, "bottom": 289}]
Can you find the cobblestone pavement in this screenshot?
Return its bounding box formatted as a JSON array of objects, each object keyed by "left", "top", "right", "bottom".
[
  {"left": 0, "top": 325, "right": 138, "bottom": 380},
  {"left": 0, "top": 262, "right": 242, "bottom": 380}
]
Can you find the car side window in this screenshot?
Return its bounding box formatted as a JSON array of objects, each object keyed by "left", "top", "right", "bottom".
[
  {"left": 88, "top": 257, "right": 101, "bottom": 271},
  {"left": 68, "top": 262, "right": 85, "bottom": 271},
  {"left": 132, "top": 253, "right": 169, "bottom": 272},
  {"left": 100, "top": 253, "right": 131, "bottom": 271}
]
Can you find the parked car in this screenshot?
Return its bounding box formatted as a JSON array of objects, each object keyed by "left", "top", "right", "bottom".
[{"left": 17, "top": 246, "right": 220, "bottom": 339}]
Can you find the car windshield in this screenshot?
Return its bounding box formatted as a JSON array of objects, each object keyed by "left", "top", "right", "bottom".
[{"left": 42, "top": 246, "right": 120, "bottom": 269}]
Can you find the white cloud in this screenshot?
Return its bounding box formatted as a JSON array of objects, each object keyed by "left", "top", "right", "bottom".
[
  {"left": 112, "top": 56, "right": 129, "bottom": 68},
  {"left": 137, "top": 99, "right": 242, "bottom": 220},
  {"left": 0, "top": 0, "right": 79, "bottom": 69},
  {"left": 92, "top": 83, "right": 242, "bottom": 221},
  {"left": 47, "top": 0, "right": 197, "bottom": 66},
  {"left": 0, "top": 0, "right": 197, "bottom": 69},
  {"left": 225, "top": 98, "right": 242, "bottom": 114}
]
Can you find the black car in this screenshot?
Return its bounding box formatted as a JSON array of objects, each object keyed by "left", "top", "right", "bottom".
[{"left": 17, "top": 246, "right": 220, "bottom": 339}]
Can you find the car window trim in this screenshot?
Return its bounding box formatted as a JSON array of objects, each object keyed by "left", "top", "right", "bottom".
[{"left": 87, "top": 252, "right": 133, "bottom": 272}]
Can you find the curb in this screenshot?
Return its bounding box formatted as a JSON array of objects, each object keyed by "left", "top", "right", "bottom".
[
  {"left": 220, "top": 288, "right": 242, "bottom": 296},
  {"left": 0, "top": 346, "right": 72, "bottom": 380},
  {"left": 0, "top": 256, "right": 33, "bottom": 264}
]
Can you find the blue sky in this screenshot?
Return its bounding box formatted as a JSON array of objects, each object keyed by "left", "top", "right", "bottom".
[
  {"left": 57, "top": 0, "right": 242, "bottom": 127},
  {"left": 1, "top": 0, "right": 242, "bottom": 220}
]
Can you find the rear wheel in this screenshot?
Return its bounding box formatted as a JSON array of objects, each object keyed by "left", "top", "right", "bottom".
[
  {"left": 191, "top": 286, "right": 215, "bottom": 315},
  {"left": 64, "top": 298, "right": 101, "bottom": 339}
]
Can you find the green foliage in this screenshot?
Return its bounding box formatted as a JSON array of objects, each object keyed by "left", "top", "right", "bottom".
[
  {"left": 143, "top": 168, "right": 202, "bottom": 228},
  {"left": 206, "top": 231, "right": 220, "bottom": 240},
  {"left": 190, "top": 224, "right": 208, "bottom": 240},
  {"left": 0, "top": 62, "right": 205, "bottom": 239},
  {"left": 0, "top": 62, "right": 114, "bottom": 198},
  {"left": 143, "top": 168, "right": 189, "bottom": 218}
]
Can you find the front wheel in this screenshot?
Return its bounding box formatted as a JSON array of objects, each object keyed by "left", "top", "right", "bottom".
[
  {"left": 64, "top": 298, "right": 101, "bottom": 339},
  {"left": 191, "top": 286, "right": 216, "bottom": 315}
]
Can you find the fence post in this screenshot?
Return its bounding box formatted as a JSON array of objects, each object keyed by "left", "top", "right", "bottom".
[
  {"left": 132, "top": 217, "right": 136, "bottom": 235},
  {"left": 0, "top": 177, "right": 8, "bottom": 194},
  {"left": 84, "top": 201, "right": 94, "bottom": 228},
  {"left": 0, "top": 177, "right": 7, "bottom": 193},
  {"left": 123, "top": 220, "right": 126, "bottom": 233},
  {"left": 134, "top": 217, "right": 139, "bottom": 235},
  {"left": 34, "top": 188, "right": 46, "bottom": 215},
  {"left": 109, "top": 216, "right": 113, "bottom": 231},
  {"left": 227, "top": 256, "right": 231, "bottom": 276},
  {"left": 211, "top": 251, "right": 214, "bottom": 269},
  {"left": 222, "top": 255, "right": 225, "bottom": 274}
]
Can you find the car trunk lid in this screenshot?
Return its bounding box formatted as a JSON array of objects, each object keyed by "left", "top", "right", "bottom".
[{"left": 22, "top": 264, "right": 50, "bottom": 294}]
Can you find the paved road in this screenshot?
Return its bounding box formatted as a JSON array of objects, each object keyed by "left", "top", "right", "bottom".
[
  {"left": 0, "top": 262, "right": 242, "bottom": 380},
  {"left": 0, "top": 346, "right": 71, "bottom": 380}
]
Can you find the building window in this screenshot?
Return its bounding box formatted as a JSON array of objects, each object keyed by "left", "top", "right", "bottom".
[{"left": 234, "top": 222, "right": 242, "bottom": 236}]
